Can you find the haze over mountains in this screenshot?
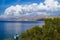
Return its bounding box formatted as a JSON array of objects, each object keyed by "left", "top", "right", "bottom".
[{"left": 0, "top": 14, "right": 59, "bottom": 21}]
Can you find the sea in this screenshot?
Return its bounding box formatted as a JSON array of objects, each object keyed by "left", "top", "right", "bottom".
[{"left": 0, "top": 21, "right": 44, "bottom": 40}]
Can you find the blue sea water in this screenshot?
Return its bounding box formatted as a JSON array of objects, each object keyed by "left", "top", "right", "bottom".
[{"left": 0, "top": 21, "right": 44, "bottom": 40}]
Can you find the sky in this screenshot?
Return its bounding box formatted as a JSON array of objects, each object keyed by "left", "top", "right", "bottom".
[
  {"left": 0, "top": 0, "right": 44, "bottom": 14},
  {"left": 0, "top": 0, "right": 60, "bottom": 18}
]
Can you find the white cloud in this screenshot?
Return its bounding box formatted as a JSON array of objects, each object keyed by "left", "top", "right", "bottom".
[{"left": 1, "top": 0, "right": 60, "bottom": 18}]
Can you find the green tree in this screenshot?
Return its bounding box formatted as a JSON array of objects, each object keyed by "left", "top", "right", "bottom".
[
  {"left": 20, "top": 26, "right": 42, "bottom": 40},
  {"left": 18, "top": 18, "right": 60, "bottom": 40},
  {"left": 42, "top": 18, "right": 60, "bottom": 40}
]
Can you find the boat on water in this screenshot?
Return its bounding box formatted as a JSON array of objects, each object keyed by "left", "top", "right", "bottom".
[{"left": 14, "top": 34, "right": 19, "bottom": 40}]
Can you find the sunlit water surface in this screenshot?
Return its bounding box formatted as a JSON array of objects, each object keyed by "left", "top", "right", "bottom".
[{"left": 0, "top": 21, "right": 44, "bottom": 40}]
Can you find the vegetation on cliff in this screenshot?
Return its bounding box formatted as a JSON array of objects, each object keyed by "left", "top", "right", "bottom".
[{"left": 20, "top": 18, "right": 60, "bottom": 40}]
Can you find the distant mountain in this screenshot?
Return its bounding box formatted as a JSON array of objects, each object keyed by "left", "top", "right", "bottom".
[{"left": 0, "top": 14, "right": 60, "bottom": 21}]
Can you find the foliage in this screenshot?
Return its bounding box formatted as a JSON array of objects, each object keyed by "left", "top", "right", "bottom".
[
  {"left": 20, "top": 18, "right": 60, "bottom": 40},
  {"left": 20, "top": 26, "right": 42, "bottom": 40}
]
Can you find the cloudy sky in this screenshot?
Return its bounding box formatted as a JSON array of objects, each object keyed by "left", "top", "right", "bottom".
[{"left": 0, "top": 0, "right": 60, "bottom": 18}]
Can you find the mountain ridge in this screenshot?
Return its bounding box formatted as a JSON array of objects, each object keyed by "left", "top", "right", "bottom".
[{"left": 0, "top": 14, "right": 60, "bottom": 21}]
